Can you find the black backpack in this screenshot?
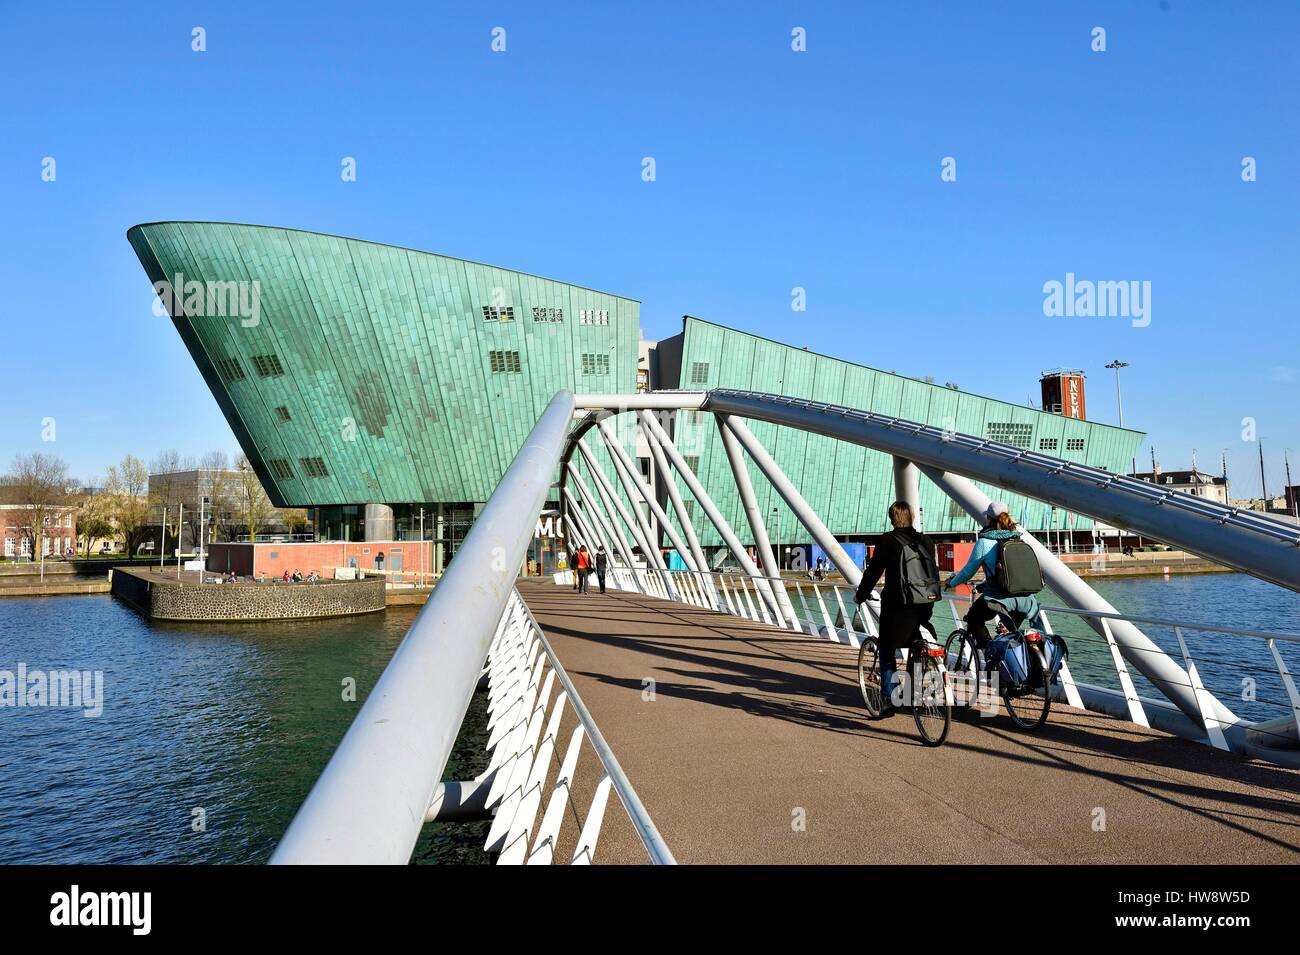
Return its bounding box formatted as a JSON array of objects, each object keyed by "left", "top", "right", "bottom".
[
  {"left": 897, "top": 533, "right": 941, "bottom": 604},
  {"left": 994, "top": 538, "right": 1043, "bottom": 596}
]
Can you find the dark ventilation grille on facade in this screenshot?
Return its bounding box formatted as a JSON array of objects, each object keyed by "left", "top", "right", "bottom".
[
  {"left": 482, "top": 305, "right": 515, "bottom": 322},
  {"left": 299, "top": 457, "right": 329, "bottom": 478},
  {"left": 274, "top": 406, "right": 291, "bottom": 422},
  {"left": 581, "top": 353, "right": 610, "bottom": 375},
  {"left": 1039, "top": 437, "right": 1058, "bottom": 451},
  {"left": 250, "top": 353, "right": 285, "bottom": 377},
  {"left": 268, "top": 458, "right": 295, "bottom": 481},
  {"left": 532, "top": 307, "right": 563, "bottom": 323},
  {"left": 689, "top": 362, "right": 709, "bottom": 385},
  {"left": 986, "top": 422, "right": 1032, "bottom": 449},
  {"left": 1066, "top": 438, "right": 1085, "bottom": 451},
  {"left": 489, "top": 350, "right": 522, "bottom": 373},
  {"left": 214, "top": 358, "right": 245, "bottom": 383}
]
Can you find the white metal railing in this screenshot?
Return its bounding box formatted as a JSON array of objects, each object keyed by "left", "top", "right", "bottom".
[
  {"left": 478, "top": 590, "right": 674, "bottom": 865},
  {"left": 272, "top": 391, "right": 579, "bottom": 864},
  {"left": 575, "top": 566, "right": 1300, "bottom": 761}
]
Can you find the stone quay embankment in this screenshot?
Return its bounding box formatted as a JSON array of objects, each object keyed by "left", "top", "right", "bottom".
[{"left": 110, "top": 567, "right": 386, "bottom": 621}]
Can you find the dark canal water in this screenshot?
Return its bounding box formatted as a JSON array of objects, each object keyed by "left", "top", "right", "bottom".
[
  {"left": 0, "top": 596, "right": 487, "bottom": 864},
  {"left": 0, "top": 573, "right": 1296, "bottom": 863}
]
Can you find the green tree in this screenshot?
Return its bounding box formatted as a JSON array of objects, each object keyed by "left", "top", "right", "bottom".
[
  {"left": 76, "top": 493, "right": 116, "bottom": 557},
  {"left": 105, "top": 455, "right": 150, "bottom": 556}
]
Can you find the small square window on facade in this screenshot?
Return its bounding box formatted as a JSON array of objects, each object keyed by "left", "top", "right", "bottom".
[
  {"left": 299, "top": 457, "right": 329, "bottom": 478},
  {"left": 215, "top": 357, "right": 245, "bottom": 383},
  {"left": 689, "top": 362, "right": 709, "bottom": 385},
  {"left": 581, "top": 353, "right": 610, "bottom": 375},
  {"left": 274, "top": 406, "right": 291, "bottom": 423},
  {"left": 684, "top": 455, "right": 701, "bottom": 474},
  {"left": 532, "top": 307, "right": 563, "bottom": 323},
  {"left": 251, "top": 353, "right": 285, "bottom": 377},
  {"left": 489, "top": 350, "right": 522, "bottom": 373},
  {"left": 482, "top": 305, "right": 515, "bottom": 322},
  {"left": 985, "top": 422, "right": 1032, "bottom": 449},
  {"left": 579, "top": 309, "right": 609, "bottom": 326},
  {"left": 268, "top": 458, "right": 295, "bottom": 481},
  {"left": 1038, "top": 437, "right": 1058, "bottom": 451},
  {"left": 1066, "top": 438, "right": 1085, "bottom": 451}
]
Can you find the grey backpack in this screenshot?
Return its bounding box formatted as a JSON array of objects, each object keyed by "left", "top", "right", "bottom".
[{"left": 898, "top": 535, "right": 941, "bottom": 604}]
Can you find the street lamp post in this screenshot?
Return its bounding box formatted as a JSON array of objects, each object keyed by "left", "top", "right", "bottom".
[
  {"left": 1104, "top": 360, "right": 1135, "bottom": 476},
  {"left": 199, "top": 495, "right": 210, "bottom": 583}
]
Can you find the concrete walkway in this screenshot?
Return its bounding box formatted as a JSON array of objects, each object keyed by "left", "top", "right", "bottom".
[{"left": 519, "top": 580, "right": 1300, "bottom": 865}]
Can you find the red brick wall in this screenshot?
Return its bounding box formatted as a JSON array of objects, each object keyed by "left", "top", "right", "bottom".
[
  {"left": 1, "top": 506, "right": 77, "bottom": 558},
  {"left": 207, "top": 541, "right": 434, "bottom": 580}
]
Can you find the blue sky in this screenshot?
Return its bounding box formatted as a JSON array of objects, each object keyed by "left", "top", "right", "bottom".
[{"left": 2, "top": 2, "right": 1297, "bottom": 495}]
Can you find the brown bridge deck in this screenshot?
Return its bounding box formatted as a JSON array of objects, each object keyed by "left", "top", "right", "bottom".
[{"left": 517, "top": 580, "right": 1300, "bottom": 865}]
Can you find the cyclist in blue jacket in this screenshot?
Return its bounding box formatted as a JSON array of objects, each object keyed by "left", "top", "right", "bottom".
[{"left": 944, "top": 502, "right": 1042, "bottom": 641}]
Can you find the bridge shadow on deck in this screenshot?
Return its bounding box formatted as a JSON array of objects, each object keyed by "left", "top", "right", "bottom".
[{"left": 520, "top": 581, "right": 1300, "bottom": 865}]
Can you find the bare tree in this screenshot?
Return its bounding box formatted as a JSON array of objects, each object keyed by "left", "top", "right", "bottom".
[
  {"left": 148, "top": 449, "right": 194, "bottom": 552},
  {"left": 4, "top": 453, "right": 70, "bottom": 561},
  {"left": 234, "top": 455, "right": 274, "bottom": 541},
  {"left": 105, "top": 455, "right": 150, "bottom": 557},
  {"left": 188, "top": 450, "right": 234, "bottom": 547}
]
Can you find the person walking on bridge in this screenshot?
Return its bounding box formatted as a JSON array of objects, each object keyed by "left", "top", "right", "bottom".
[
  {"left": 594, "top": 545, "right": 608, "bottom": 594},
  {"left": 854, "top": 501, "right": 941, "bottom": 717},
  {"left": 575, "top": 544, "right": 592, "bottom": 594}
]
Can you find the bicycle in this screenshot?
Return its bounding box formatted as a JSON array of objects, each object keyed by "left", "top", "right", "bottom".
[
  {"left": 858, "top": 626, "right": 952, "bottom": 746},
  {"left": 944, "top": 615, "right": 1052, "bottom": 731}
]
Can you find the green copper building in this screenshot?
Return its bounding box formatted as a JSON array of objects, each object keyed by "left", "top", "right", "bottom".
[
  {"left": 656, "top": 318, "right": 1144, "bottom": 547},
  {"left": 129, "top": 221, "right": 1143, "bottom": 558},
  {"left": 128, "top": 221, "right": 639, "bottom": 544}
]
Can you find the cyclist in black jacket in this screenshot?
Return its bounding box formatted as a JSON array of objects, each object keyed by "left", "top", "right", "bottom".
[{"left": 854, "top": 501, "right": 938, "bottom": 716}]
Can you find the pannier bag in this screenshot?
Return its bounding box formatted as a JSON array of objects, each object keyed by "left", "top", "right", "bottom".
[
  {"left": 984, "top": 633, "right": 1032, "bottom": 689},
  {"left": 994, "top": 538, "right": 1044, "bottom": 597},
  {"left": 1035, "top": 632, "right": 1069, "bottom": 684}
]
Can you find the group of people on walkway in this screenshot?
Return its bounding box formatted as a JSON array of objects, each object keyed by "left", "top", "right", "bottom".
[{"left": 570, "top": 544, "right": 608, "bottom": 595}]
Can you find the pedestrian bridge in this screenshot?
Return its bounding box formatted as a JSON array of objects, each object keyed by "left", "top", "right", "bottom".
[
  {"left": 268, "top": 389, "right": 1300, "bottom": 865},
  {"left": 512, "top": 580, "right": 1298, "bottom": 864}
]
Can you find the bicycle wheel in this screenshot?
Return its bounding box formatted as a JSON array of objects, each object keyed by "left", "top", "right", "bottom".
[
  {"left": 911, "top": 655, "right": 951, "bottom": 746},
  {"left": 1002, "top": 642, "right": 1052, "bottom": 730},
  {"left": 858, "top": 637, "right": 884, "bottom": 716},
  {"left": 944, "top": 629, "right": 981, "bottom": 709}
]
